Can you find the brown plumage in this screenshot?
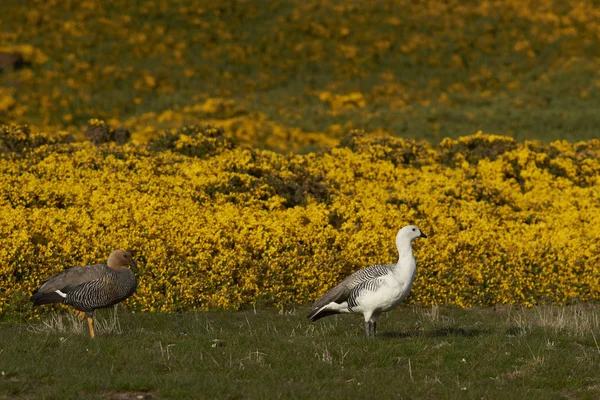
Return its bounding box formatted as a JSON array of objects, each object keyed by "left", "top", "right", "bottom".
[{"left": 31, "top": 250, "right": 138, "bottom": 338}]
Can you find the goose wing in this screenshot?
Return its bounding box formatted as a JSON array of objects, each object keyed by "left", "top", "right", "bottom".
[
  {"left": 65, "top": 269, "right": 136, "bottom": 311},
  {"left": 311, "top": 264, "right": 393, "bottom": 309},
  {"left": 33, "top": 263, "right": 111, "bottom": 294},
  {"left": 346, "top": 277, "right": 388, "bottom": 309}
]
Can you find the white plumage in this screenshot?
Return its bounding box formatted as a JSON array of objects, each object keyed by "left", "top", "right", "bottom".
[{"left": 308, "top": 225, "right": 427, "bottom": 337}]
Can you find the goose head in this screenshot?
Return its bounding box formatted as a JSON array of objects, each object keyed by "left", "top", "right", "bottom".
[
  {"left": 107, "top": 249, "right": 137, "bottom": 270},
  {"left": 395, "top": 225, "right": 427, "bottom": 248}
]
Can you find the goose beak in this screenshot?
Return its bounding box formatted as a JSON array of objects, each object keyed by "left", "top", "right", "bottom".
[
  {"left": 129, "top": 259, "right": 138, "bottom": 269},
  {"left": 420, "top": 232, "right": 428, "bottom": 238}
]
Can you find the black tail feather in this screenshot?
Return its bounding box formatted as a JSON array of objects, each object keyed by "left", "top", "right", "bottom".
[
  {"left": 307, "top": 307, "right": 341, "bottom": 322},
  {"left": 31, "top": 291, "right": 65, "bottom": 306}
]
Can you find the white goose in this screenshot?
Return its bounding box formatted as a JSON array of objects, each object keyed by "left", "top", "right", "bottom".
[{"left": 308, "top": 225, "right": 427, "bottom": 337}]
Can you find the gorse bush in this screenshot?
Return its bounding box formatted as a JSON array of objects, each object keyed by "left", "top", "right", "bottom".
[
  {"left": 1, "top": 125, "right": 599, "bottom": 316},
  {"left": 2, "top": 1, "right": 599, "bottom": 318}
]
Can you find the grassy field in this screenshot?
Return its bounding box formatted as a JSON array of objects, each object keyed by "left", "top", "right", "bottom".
[
  {"left": 2, "top": 305, "right": 600, "bottom": 399},
  {"left": 2, "top": 1, "right": 600, "bottom": 146}
]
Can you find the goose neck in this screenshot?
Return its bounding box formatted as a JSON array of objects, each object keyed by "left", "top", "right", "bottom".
[{"left": 396, "top": 241, "right": 413, "bottom": 259}]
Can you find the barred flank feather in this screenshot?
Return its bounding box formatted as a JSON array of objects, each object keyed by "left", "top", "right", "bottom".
[
  {"left": 310, "top": 264, "right": 394, "bottom": 311},
  {"left": 65, "top": 269, "right": 137, "bottom": 312},
  {"left": 347, "top": 278, "right": 386, "bottom": 312}
]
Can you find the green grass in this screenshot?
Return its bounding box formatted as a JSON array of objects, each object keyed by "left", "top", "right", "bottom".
[
  {"left": 2, "top": 305, "right": 600, "bottom": 399},
  {"left": 2, "top": 1, "right": 600, "bottom": 143}
]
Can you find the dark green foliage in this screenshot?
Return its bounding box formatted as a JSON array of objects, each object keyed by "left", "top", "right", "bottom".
[
  {"left": 0, "top": 51, "right": 28, "bottom": 72},
  {"left": 439, "top": 135, "right": 518, "bottom": 165},
  {"left": 340, "top": 129, "right": 433, "bottom": 167},
  {"left": 0, "top": 124, "right": 71, "bottom": 154},
  {"left": 149, "top": 124, "right": 235, "bottom": 157},
  {"left": 242, "top": 160, "right": 330, "bottom": 207},
  {"left": 84, "top": 121, "right": 131, "bottom": 145},
  {"left": 201, "top": 146, "right": 330, "bottom": 208}
]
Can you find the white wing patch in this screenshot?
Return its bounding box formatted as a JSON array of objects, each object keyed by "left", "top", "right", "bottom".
[{"left": 55, "top": 290, "right": 67, "bottom": 298}]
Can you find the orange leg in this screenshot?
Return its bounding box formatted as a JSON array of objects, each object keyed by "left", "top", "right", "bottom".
[
  {"left": 73, "top": 310, "right": 86, "bottom": 321},
  {"left": 87, "top": 315, "right": 95, "bottom": 339}
]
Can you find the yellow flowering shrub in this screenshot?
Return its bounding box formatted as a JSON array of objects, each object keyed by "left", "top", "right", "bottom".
[
  {"left": 2, "top": 0, "right": 600, "bottom": 316},
  {"left": 1, "top": 126, "right": 599, "bottom": 316}
]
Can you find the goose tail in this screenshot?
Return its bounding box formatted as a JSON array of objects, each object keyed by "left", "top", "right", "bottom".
[
  {"left": 31, "top": 290, "right": 67, "bottom": 306},
  {"left": 307, "top": 305, "right": 341, "bottom": 322}
]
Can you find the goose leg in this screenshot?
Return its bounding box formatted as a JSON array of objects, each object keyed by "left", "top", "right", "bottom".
[
  {"left": 74, "top": 310, "right": 86, "bottom": 321},
  {"left": 365, "top": 321, "right": 376, "bottom": 338},
  {"left": 373, "top": 321, "right": 377, "bottom": 337},
  {"left": 86, "top": 312, "right": 95, "bottom": 339}
]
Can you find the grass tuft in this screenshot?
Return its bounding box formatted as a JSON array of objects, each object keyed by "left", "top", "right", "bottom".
[
  {"left": 508, "top": 304, "right": 600, "bottom": 337},
  {"left": 27, "top": 306, "right": 123, "bottom": 337}
]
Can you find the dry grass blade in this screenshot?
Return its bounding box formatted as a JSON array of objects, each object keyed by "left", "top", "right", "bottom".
[
  {"left": 508, "top": 305, "right": 600, "bottom": 337},
  {"left": 414, "top": 305, "right": 455, "bottom": 325},
  {"left": 28, "top": 306, "right": 123, "bottom": 336}
]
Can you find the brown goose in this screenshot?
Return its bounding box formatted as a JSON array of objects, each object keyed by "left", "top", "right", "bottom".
[{"left": 31, "top": 250, "right": 138, "bottom": 338}]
